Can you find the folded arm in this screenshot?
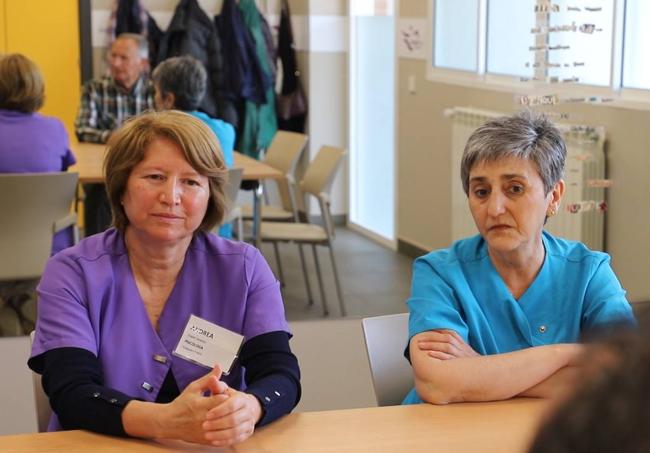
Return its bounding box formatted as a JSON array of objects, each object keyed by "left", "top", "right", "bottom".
[{"left": 411, "top": 330, "right": 583, "bottom": 404}]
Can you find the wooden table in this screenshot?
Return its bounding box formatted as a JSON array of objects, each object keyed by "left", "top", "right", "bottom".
[
  {"left": 0, "top": 399, "right": 550, "bottom": 453},
  {"left": 69, "top": 142, "right": 281, "bottom": 245},
  {"left": 69, "top": 142, "right": 282, "bottom": 183}
]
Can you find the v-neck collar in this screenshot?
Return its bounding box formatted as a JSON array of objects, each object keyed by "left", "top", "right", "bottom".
[
  {"left": 484, "top": 234, "right": 549, "bottom": 304},
  {"left": 122, "top": 236, "right": 191, "bottom": 350},
  {"left": 480, "top": 234, "right": 550, "bottom": 346}
]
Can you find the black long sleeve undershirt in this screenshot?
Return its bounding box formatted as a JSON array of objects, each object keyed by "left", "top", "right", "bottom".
[{"left": 27, "top": 331, "right": 301, "bottom": 435}]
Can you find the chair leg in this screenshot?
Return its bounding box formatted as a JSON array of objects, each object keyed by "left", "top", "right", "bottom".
[
  {"left": 252, "top": 183, "right": 263, "bottom": 248},
  {"left": 262, "top": 180, "right": 270, "bottom": 204},
  {"left": 272, "top": 242, "right": 285, "bottom": 286},
  {"left": 328, "top": 243, "right": 346, "bottom": 317},
  {"left": 72, "top": 225, "right": 80, "bottom": 245},
  {"left": 297, "top": 244, "right": 314, "bottom": 305},
  {"left": 312, "top": 244, "right": 329, "bottom": 316},
  {"left": 236, "top": 215, "right": 244, "bottom": 241}
]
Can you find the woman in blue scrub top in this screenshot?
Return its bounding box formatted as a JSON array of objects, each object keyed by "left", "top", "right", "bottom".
[
  {"left": 152, "top": 55, "right": 236, "bottom": 238},
  {"left": 403, "top": 111, "right": 634, "bottom": 405}
]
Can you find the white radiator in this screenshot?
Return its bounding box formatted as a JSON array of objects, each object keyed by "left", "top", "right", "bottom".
[{"left": 447, "top": 107, "right": 606, "bottom": 251}]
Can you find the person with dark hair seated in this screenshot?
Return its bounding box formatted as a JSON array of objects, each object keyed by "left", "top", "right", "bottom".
[
  {"left": 529, "top": 321, "right": 649, "bottom": 453},
  {"left": 75, "top": 33, "right": 155, "bottom": 237},
  {"left": 28, "top": 111, "right": 300, "bottom": 447},
  {"left": 152, "top": 55, "right": 236, "bottom": 237}
]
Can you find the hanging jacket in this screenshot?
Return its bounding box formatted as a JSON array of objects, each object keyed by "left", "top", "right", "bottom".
[
  {"left": 276, "top": 0, "right": 307, "bottom": 132},
  {"left": 237, "top": 0, "right": 278, "bottom": 158},
  {"left": 157, "top": 0, "right": 236, "bottom": 125},
  {"left": 110, "top": 0, "right": 163, "bottom": 68},
  {"left": 260, "top": 13, "right": 277, "bottom": 85},
  {"left": 114, "top": 0, "right": 145, "bottom": 35},
  {"left": 216, "top": 0, "right": 269, "bottom": 107}
]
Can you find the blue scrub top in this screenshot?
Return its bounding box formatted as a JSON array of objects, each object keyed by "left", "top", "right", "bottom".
[
  {"left": 189, "top": 110, "right": 235, "bottom": 167},
  {"left": 403, "top": 231, "right": 635, "bottom": 404}
]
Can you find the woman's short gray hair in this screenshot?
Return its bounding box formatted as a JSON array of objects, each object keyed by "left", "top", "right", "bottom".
[
  {"left": 460, "top": 110, "right": 566, "bottom": 195},
  {"left": 152, "top": 56, "right": 207, "bottom": 111}
]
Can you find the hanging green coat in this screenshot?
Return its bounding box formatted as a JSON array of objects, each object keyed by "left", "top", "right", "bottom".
[{"left": 238, "top": 0, "right": 278, "bottom": 159}]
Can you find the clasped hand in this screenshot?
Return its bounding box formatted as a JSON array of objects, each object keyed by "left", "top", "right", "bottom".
[
  {"left": 162, "top": 364, "right": 263, "bottom": 447},
  {"left": 417, "top": 329, "right": 479, "bottom": 360}
]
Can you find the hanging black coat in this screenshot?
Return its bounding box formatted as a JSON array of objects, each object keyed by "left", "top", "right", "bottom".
[
  {"left": 216, "top": 0, "right": 271, "bottom": 107},
  {"left": 276, "top": 0, "right": 307, "bottom": 132},
  {"left": 156, "top": 0, "right": 236, "bottom": 125},
  {"left": 112, "top": 0, "right": 163, "bottom": 68},
  {"left": 114, "top": 0, "right": 144, "bottom": 34}
]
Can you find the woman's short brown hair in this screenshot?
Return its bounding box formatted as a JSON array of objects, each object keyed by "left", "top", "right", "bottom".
[
  {"left": 0, "top": 53, "right": 45, "bottom": 112},
  {"left": 104, "top": 110, "right": 228, "bottom": 233}
]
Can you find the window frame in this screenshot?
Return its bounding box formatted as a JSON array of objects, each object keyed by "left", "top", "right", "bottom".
[{"left": 425, "top": 0, "right": 650, "bottom": 110}]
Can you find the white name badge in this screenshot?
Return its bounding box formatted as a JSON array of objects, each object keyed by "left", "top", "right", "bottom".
[{"left": 173, "top": 314, "right": 244, "bottom": 374}]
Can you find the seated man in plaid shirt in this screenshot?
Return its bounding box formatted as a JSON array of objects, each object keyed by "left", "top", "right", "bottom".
[{"left": 75, "top": 33, "right": 154, "bottom": 236}]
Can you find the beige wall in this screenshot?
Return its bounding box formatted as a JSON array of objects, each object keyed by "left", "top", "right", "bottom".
[{"left": 396, "top": 2, "right": 650, "bottom": 302}]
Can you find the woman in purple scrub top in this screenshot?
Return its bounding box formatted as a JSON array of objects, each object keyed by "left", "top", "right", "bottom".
[
  {"left": 28, "top": 111, "right": 300, "bottom": 447},
  {"left": 0, "top": 53, "right": 77, "bottom": 336},
  {"left": 0, "top": 53, "right": 76, "bottom": 254}
]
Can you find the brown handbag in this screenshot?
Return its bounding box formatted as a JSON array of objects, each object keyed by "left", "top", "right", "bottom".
[{"left": 277, "top": 77, "right": 308, "bottom": 119}]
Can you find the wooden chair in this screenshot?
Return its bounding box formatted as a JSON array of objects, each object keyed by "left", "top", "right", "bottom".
[
  {"left": 260, "top": 146, "right": 346, "bottom": 316},
  {"left": 242, "top": 131, "right": 313, "bottom": 299},
  {"left": 29, "top": 331, "right": 51, "bottom": 432},
  {"left": 241, "top": 130, "right": 309, "bottom": 222}
]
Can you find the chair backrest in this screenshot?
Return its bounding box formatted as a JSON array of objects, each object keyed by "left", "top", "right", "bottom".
[
  {"left": 361, "top": 313, "right": 413, "bottom": 406},
  {"left": 264, "top": 131, "right": 309, "bottom": 213},
  {"left": 224, "top": 167, "right": 244, "bottom": 210},
  {"left": 0, "top": 172, "right": 78, "bottom": 281},
  {"left": 299, "top": 146, "right": 345, "bottom": 236},
  {"left": 300, "top": 146, "right": 345, "bottom": 198},
  {"left": 29, "top": 331, "right": 52, "bottom": 432},
  {"left": 264, "top": 131, "right": 309, "bottom": 174}
]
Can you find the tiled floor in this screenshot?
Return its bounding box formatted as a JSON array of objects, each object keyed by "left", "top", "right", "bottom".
[{"left": 258, "top": 227, "right": 414, "bottom": 320}]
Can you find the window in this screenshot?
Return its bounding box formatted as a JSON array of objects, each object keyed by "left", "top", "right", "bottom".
[
  {"left": 428, "top": 0, "right": 650, "bottom": 100},
  {"left": 622, "top": 0, "right": 650, "bottom": 89},
  {"left": 547, "top": 2, "right": 614, "bottom": 87},
  {"left": 486, "top": 0, "right": 535, "bottom": 78},
  {"left": 433, "top": 0, "right": 479, "bottom": 72}
]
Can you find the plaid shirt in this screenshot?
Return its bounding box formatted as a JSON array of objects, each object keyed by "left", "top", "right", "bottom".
[{"left": 74, "top": 75, "right": 155, "bottom": 143}]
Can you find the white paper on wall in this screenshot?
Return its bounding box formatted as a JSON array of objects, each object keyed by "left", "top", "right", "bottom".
[{"left": 397, "top": 18, "right": 426, "bottom": 60}]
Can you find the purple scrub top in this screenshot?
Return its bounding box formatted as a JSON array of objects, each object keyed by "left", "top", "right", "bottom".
[
  {"left": 30, "top": 229, "right": 290, "bottom": 430},
  {"left": 0, "top": 109, "right": 77, "bottom": 253}
]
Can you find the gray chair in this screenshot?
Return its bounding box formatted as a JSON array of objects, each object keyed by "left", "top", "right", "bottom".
[
  {"left": 219, "top": 168, "right": 244, "bottom": 240},
  {"left": 30, "top": 331, "right": 51, "bottom": 432},
  {"left": 0, "top": 335, "right": 40, "bottom": 434},
  {"left": 361, "top": 313, "right": 413, "bottom": 406},
  {"left": 0, "top": 172, "right": 79, "bottom": 336},
  {"left": 259, "top": 146, "right": 346, "bottom": 316},
  {"left": 0, "top": 172, "right": 79, "bottom": 281}
]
